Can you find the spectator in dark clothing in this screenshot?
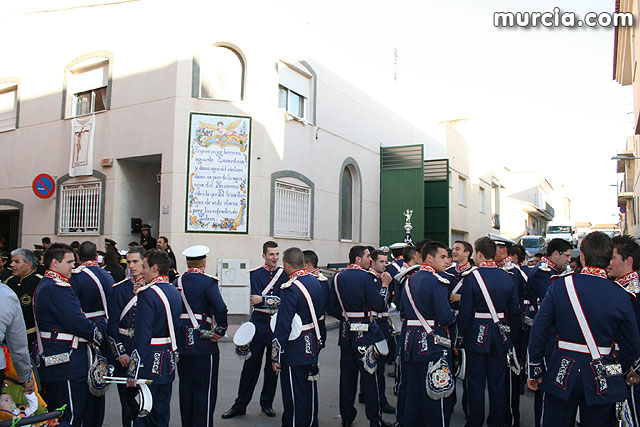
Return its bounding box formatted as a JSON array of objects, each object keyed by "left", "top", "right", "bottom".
[{"left": 104, "top": 249, "right": 125, "bottom": 283}]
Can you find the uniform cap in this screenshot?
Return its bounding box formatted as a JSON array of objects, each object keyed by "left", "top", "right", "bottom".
[
  {"left": 389, "top": 242, "right": 408, "bottom": 250},
  {"left": 488, "top": 233, "right": 515, "bottom": 246},
  {"left": 141, "top": 224, "right": 151, "bottom": 231},
  {"left": 233, "top": 322, "right": 256, "bottom": 346},
  {"left": 105, "top": 238, "right": 117, "bottom": 246},
  {"left": 34, "top": 244, "right": 45, "bottom": 251},
  {"left": 182, "top": 245, "right": 210, "bottom": 260}
]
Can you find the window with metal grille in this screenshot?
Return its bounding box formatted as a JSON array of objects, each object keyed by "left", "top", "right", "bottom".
[
  {"left": 274, "top": 180, "right": 311, "bottom": 239},
  {"left": 59, "top": 182, "right": 101, "bottom": 234}
]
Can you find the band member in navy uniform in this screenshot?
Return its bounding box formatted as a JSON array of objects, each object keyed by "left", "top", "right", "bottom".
[
  {"left": 385, "top": 242, "right": 407, "bottom": 306},
  {"left": 272, "top": 247, "right": 328, "bottom": 427},
  {"left": 34, "top": 243, "right": 103, "bottom": 427},
  {"left": 126, "top": 249, "right": 181, "bottom": 427},
  {"left": 608, "top": 235, "right": 640, "bottom": 423},
  {"left": 69, "top": 241, "right": 115, "bottom": 427},
  {"left": 457, "top": 237, "right": 520, "bottom": 427},
  {"left": 107, "top": 246, "right": 145, "bottom": 427},
  {"left": 526, "top": 238, "right": 572, "bottom": 427},
  {"left": 304, "top": 250, "right": 329, "bottom": 350},
  {"left": 366, "top": 250, "right": 395, "bottom": 414},
  {"left": 5, "top": 248, "right": 42, "bottom": 352},
  {"left": 400, "top": 241, "right": 456, "bottom": 425},
  {"left": 223, "top": 241, "right": 289, "bottom": 419},
  {"left": 327, "top": 245, "right": 392, "bottom": 427},
  {"left": 527, "top": 232, "right": 640, "bottom": 427},
  {"left": 175, "top": 245, "right": 228, "bottom": 427}
]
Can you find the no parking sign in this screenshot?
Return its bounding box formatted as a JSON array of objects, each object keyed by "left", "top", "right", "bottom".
[{"left": 32, "top": 174, "right": 55, "bottom": 199}]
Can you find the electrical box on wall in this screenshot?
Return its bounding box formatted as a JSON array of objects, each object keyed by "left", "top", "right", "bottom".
[
  {"left": 217, "top": 259, "right": 250, "bottom": 314},
  {"left": 131, "top": 218, "right": 142, "bottom": 233}
]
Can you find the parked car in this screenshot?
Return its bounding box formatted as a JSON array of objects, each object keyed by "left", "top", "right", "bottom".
[
  {"left": 546, "top": 222, "right": 578, "bottom": 248},
  {"left": 518, "top": 235, "right": 547, "bottom": 257}
]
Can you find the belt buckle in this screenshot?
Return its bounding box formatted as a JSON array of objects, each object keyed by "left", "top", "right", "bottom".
[
  {"left": 433, "top": 334, "right": 451, "bottom": 348},
  {"left": 43, "top": 352, "right": 71, "bottom": 366},
  {"left": 350, "top": 323, "right": 369, "bottom": 332},
  {"left": 605, "top": 362, "right": 623, "bottom": 377}
]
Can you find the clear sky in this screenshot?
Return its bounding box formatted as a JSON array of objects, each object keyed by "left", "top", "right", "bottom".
[{"left": 280, "top": 0, "right": 633, "bottom": 225}]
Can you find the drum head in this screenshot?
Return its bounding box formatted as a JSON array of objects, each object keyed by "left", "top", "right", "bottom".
[
  {"left": 375, "top": 339, "right": 389, "bottom": 356},
  {"left": 270, "top": 313, "right": 303, "bottom": 341},
  {"left": 233, "top": 322, "right": 256, "bottom": 346}
]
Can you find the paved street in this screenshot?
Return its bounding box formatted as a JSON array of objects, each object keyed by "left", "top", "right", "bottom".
[{"left": 103, "top": 327, "right": 537, "bottom": 426}]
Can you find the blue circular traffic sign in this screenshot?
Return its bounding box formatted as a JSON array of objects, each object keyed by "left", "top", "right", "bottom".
[
  {"left": 620, "top": 206, "right": 627, "bottom": 214},
  {"left": 32, "top": 174, "right": 55, "bottom": 199}
]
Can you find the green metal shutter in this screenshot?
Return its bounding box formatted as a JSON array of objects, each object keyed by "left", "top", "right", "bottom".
[
  {"left": 424, "top": 159, "right": 450, "bottom": 246},
  {"left": 380, "top": 145, "right": 424, "bottom": 246}
]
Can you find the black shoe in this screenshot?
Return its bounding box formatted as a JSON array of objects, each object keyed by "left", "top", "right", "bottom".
[
  {"left": 381, "top": 403, "right": 395, "bottom": 414},
  {"left": 381, "top": 421, "right": 393, "bottom": 427},
  {"left": 262, "top": 407, "right": 276, "bottom": 417},
  {"left": 221, "top": 408, "right": 245, "bottom": 419},
  {"left": 358, "top": 393, "right": 365, "bottom": 404},
  {"left": 342, "top": 420, "right": 353, "bottom": 427}
]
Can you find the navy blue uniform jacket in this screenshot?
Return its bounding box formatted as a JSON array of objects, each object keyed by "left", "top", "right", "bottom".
[
  {"left": 528, "top": 268, "right": 640, "bottom": 405},
  {"left": 458, "top": 264, "right": 520, "bottom": 354},
  {"left": 327, "top": 266, "right": 387, "bottom": 347},
  {"left": 128, "top": 279, "right": 181, "bottom": 384},
  {"left": 174, "top": 268, "right": 228, "bottom": 355},
  {"left": 400, "top": 267, "right": 456, "bottom": 363},
  {"left": 34, "top": 272, "right": 100, "bottom": 381},
  {"left": 249, "top": 265, "right": 289, "bottom": 344},
  {"left": 272, "top": 272, "right": 328, "bottom": 366}
]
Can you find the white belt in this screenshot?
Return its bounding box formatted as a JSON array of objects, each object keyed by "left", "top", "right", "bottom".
[
  {"left": 558, "top": 340, "right": 612, "bottom": 355},
  {"left": 39, "top": 331, "right": 87, "bottom": 342},
  {"left": 85, "top": 310, "right": 106, "bottom": 318},
  {"left": 302, "top": 323, "right": 315, "bottom": 331},
  {"left": 254, "top": 308, "right": 275, "bottom": 314},
  {"left": 179, "top": 313, "right": 212, "bottom": 324},
  {"left": 475, "top": 312, "right": 505, "bottom": 319},
  {"left": 371, "top": 311, "right": 389, "bottom": 318},
  {"left": 150, "top": 337, "right": 172, "bottom": 345},
  {"left": 407, "top": 319, "right": 435, "bottom": 327},
  {"left": 345, "top": 311, "right": 366, "bottom": 318},
  {"left": 118, "top": 328, "right": 134, "bottom": 337}
]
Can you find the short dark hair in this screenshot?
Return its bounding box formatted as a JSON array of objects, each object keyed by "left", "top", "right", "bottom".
[
  {"left": 70, "top": 241, "right": 80, "bottom": 249},
  {"left": 547, "top": 238, "right": 572, "bottom": 257},
  {"left": 454, "top": 240, "right": 473, "bottom": 257},
  {"left": 283, "top": 247, "right": 305, "bottom": 269},
  {"left": 613, "top": 235, "right": 640, "bottom": 270},
  {"left": 127, "top": 246, "right": 146, "bottom": 258},
  {"left": 422, "top": 241, "right": 447, "bottom": 260},
  {"left": 580, "top": 232, "right": 613, "bottom": 269},
  {"left": 371, "top": 250, "right": 387, "bottom": 262},
  {"left": 533, "top": 252, "right": 543, "bottom": 259},
  {"left": 365, "top": 246, "right": 376, "bottom": 257},
  {"left": 391, "top": 247, "right": 404, "bottom": 258},
  {"left": 402, "top": 246, "right": 417, "bottom": 262},
  {"left": 104, "top": 249, "right": 121, "bottom": 270},
  {"left": 262, "top": 241, "right": 279, "bottom": 254},
  {"left": 447, "top": 248, "right": 453, "bottom": 258},
  {"left": 509, "top": 244, "right": 526, "bottom": 264},
  {"left": 415, "top": 239, "right": 432, "bottom": 256},
  {"left": 158, "top": 236, "right": 168, "bottom": 244},
  {"left": 42, "top": 237, "right": 51, "bottom": 245},
  {"left": 349, "top": 245, "right": 367, "bottom": 264},
  {"left": 78, "top": 241, "right": 97, "bottom": 262},
  {"left": 143, "top": 249, "right": 170, "bottom": 275},
  {"left": 474, "top": 237, "right": 496, "bottom": 260},
  {"left": 303, "top": 250, "right": 319, "bottom": 268},
  {"left": 44, "top": 243, "right": 74, "bottom": 269}
]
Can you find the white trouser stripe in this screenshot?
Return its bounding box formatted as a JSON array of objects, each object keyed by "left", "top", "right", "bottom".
[
  {"left": 310, "top": 376, "right": 315, "bottom": 427},
  {"left": 289, "top": 365, "right": 296, "bottom": 426},
  {"left": 67, "top": 380, "right": 74, "bottom": 424},
  {"left": 633, "top": 385, "right": 639, "bottom": 427},
  {"left": 206, "top": 354, "right": 212, "bottom": 427}
]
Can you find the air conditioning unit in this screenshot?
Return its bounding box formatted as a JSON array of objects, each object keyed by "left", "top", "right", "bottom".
[{"left": 217, "top": 259, "right": 250, "bottom": 315}]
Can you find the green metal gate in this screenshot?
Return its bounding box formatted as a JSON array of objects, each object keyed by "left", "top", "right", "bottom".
[
  {"left": 424, "top": 159, "right": 450, "bottom": 245},
  {"left": 379, "top": 145, "right": 424, "bottom": 246}
]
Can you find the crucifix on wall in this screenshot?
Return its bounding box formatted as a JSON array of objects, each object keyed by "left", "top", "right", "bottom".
[{"left": 73, "top": 125, "right": 91, "bottom": 167}]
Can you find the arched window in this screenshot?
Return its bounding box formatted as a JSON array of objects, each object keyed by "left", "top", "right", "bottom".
[
  {"left": 198, "top": 44, "right": 245, "bottom": 101},
  {"left": 339, "top": 158, "right": 362, "bottom": 242},
  {"left": 62, "top": 52, "right": 113, "bottom": 119}
]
